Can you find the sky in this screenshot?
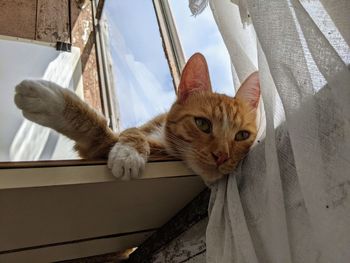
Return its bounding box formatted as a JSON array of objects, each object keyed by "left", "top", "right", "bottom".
[
  {"left": 169, "top": 0, "right": 234, "bottom": 95},
  {"left": 103, "top": 0, "right": 233, "bottom": 129}
]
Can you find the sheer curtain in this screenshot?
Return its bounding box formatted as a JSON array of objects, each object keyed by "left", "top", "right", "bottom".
[{"left": 201, "top": 0, "right": 350, "bottom": 262}]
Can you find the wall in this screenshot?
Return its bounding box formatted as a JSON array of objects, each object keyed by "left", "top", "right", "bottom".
[{"left": 0, "top": 0, "right": 102, "bottom": 111}]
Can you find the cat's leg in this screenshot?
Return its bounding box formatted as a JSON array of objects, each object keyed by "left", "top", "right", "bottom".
[
  {"left": 108, "top": 128, "right": 150, "bottom": 180},
  {"left": 108, "top": 114, "right": 170, "bottom": 180},
  {"left": 15, "top": 80, "right": 66, "bottom": 128},
  {"left": 139, "top": 114, "right": 172, "bottom": 161},
  {"left": 15, "top": 80, "right": 168, "bottom": 179},
  {"left": 14, "top": 79, "right": 118, "bottom": 159}
]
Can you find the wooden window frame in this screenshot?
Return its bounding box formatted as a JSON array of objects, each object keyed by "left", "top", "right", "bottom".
[{"left": 153, "top": 0, "right": 186, "bottom": 89}]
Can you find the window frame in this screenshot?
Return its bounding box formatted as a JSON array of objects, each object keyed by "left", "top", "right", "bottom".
[
  {"left": 91, "top": 0, "right": 120, "bottom": 131},
  {"left": 92, "top": 0, "right": 185, "bottom": 132},
  {"left": 0, "top": 34, "right": 56, "bottom": 48},
  {"left": 153, "top": 0, "right": 186, "bottom": 89},
  {"left": 0, "top": 160, "right": 195, "bottom": 189}
]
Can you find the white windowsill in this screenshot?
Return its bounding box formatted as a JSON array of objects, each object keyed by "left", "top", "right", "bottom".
[
  {"left": 0, "top": 160, "right": 195, "bottom": 189},
  {"left": 0, "top": 160, "right": 205, "bottom": 261}
]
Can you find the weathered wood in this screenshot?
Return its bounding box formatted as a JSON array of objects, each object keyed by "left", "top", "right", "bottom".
[
  {"left": 36, "top": 0, "right": 70, "bottom": 43},
  {"left": 186, "top": 252, "right": 206, "bottom": 263},
  {"left": 151, "top": 219, "right": 207, "bottom": 263},
  {"left": 95, "top": 0, "right": 105, "bottom": 20},
  {"left": 70, "top": 0, "right": 103, "bottom": 112},
  {"left": 0, "top": 0, "right": 37, "bottom": 40},
  {"left": 127, "top": 189, "right": 210, "bottom": 263}
]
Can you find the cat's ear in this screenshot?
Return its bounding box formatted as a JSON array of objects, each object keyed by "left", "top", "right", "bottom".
[
  {"left": 177, "top": 53, "right": 212, "bottom": 103},
  {"left": 235, "top": 71, "right": 260, "bottom": 109}
]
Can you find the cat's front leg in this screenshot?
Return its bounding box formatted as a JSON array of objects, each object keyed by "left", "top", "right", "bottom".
[
  {"left": 15, "top": 79, "right": 118, "bottom": 159},
  {"left": 108, "top": 128, "right": 150, "bottom": 180},
  {"left": 14, "top": 79, "right": 67, "bottom": 130}
]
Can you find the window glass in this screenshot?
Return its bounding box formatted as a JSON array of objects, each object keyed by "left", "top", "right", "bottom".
[
  {"left": 102, "top": 0, "right": 176, "bottom": 130},
  {"left": 0, "top": 38, "right": 81, "bottom": 161}
]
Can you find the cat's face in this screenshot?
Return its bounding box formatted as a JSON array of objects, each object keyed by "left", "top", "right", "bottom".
[{"left": 165, "top": 53, "right": 260, "bottom": 183}]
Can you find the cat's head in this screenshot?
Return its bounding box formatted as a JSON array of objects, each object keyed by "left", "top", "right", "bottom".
[{"left": 165, "top": 53, "right": 260, "bottom": 183}]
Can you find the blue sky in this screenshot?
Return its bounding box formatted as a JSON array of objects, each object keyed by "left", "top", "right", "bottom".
[
  {"left": 169, "top": 0, "right": 234, "bottom": 95},
  {"left": 104, "top": 0, "right": 233, "bottom": 129}
]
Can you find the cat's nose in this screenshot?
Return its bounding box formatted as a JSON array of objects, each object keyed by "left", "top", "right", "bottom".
[{"left": 211, "top": 151, "right": 229, "bottom": 166}]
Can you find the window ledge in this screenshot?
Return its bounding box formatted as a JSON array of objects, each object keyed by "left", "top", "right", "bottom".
[
  {"left": 0, "top": 160, "right": 205, "bottom": 261},
  {"left": 0, "top": 160, "right": 195, "bottom": 189}
]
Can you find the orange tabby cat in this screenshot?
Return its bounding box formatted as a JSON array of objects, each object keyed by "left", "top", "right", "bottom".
[{"left": 14, "top": 53, "right": 260, "bottom": 183}]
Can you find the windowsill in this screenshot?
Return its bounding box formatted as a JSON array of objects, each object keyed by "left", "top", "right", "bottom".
[
  {"left": 0, "top": 160, "right": 196, "bottom": 189},
  {"left": 0, "top": 159, "right": 205, "bottom": 261}
]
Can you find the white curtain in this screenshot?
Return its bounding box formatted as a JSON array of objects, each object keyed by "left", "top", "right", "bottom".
[{"left": 205, "top": 0, "right": 350, "bottom": 262}]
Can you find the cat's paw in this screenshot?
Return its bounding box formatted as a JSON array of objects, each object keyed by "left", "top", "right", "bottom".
[
  {"left": 108, "top": 143, "right": 146, "bottom": 180},
  {"left": 14, "top": 80, "right": 66, "bottom": 128}
]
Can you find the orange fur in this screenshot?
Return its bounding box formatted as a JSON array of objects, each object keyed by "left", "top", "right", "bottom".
[
  {"left": 45, "top": 53, "right": 260, "bottom": 183},
  {"left": 165, "top": 90, "right": 258, "bottom": 182},
  {"left": 60, "top": 89, "right": 118, "bottom": 159}
]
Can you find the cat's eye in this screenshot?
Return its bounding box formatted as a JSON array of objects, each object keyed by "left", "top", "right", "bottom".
[
  {"left": 194, "top": 117, "right": 212, "bottom": 133},
  {"left": 235, "top": 130, "right": 250, "bottom": 141}
]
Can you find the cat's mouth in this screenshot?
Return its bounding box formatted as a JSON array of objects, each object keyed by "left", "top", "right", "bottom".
[
  {"left": 202, "top": 158, "right": 238, "bottom": 177},
  {"left": 183, "top": 152, "right": 235, "bottom": 180},
  {"left": 191, "top": 159, "right": 225, "bottom": 177}
]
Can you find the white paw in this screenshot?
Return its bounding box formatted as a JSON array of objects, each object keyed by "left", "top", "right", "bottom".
[
  {"left": 14, "top": 79, "right": 66, "bottom": 128},
  {"left": 108, "top": 143, "right": 146, "bottom": 180}
]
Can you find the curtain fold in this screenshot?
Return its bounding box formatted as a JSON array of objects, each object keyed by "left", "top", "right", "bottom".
[
  {"left": 206, "top": 0, "right": 350, "bottom": 262},
  {"left": 319, "top": 0, "right": 350, "bottom": 46},
  {"left": 209, "top": 0, "right": 257, "bottom": 84}
]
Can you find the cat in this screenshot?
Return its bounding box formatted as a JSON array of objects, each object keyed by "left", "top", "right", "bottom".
[{"left": 14, "top": 53, "right": 260, "bottom": 184}]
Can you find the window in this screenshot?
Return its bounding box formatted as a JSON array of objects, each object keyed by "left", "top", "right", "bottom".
[
  {"left": 0, "top": 36, "right": 82, "bottom": 162},
  {"left": 0, "top": 4, "right": 205, "bottom": 261},
  {"left": 100, "top": 0, "right": 177, "bottom": 130},
  {"left": 0, "top": 2, "right": 222, "bottom": 260},
  {"left": 97, "top": 0, "right": 234, "bottom": 130},
  {"left": 0, "top": 0, "right": 234, "bottom": 164},
  {"left": 0, "top": 0, "right": 99, "bottom": 162}
]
